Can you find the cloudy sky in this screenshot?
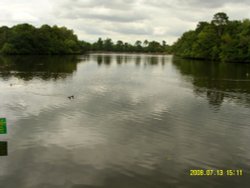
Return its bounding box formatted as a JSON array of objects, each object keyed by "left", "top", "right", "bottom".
[{"left": 1, "top": 0, "right": 250, "bottom": 44}]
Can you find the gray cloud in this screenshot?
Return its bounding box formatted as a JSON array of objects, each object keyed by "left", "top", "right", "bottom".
[
  {"left": 144, "top": 0, "right": 250, "bottom": 9},
  {"left": 58, "top": 10, "right": 147, "bottom": 23},
  {"left": 184, "top": 0, "right": 250, "bottom": 8},
  {"left": 1, "top": 0, "right": 250, "bottom": 44},
  {"left": 58, "top": 0, "right": 136, "bottom": 10},
  {"left": 80, "top": 26, "right": 108, "bottom": 35},
  {"left": 112, "top": 25, "right": 153, "bottom": 35}
]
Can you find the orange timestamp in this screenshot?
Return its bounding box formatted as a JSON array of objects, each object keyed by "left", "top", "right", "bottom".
[{"left": 189, "top": 169, "right": 243, "bottom": 176}]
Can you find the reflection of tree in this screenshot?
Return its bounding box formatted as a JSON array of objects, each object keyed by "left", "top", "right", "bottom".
[
  {"left": 97, "top": 55, "right": 102, "bottom": 65},
  {"left": 94, "top": 55, "right": 112, "bottom": 66},
  {"left": 116, "top": 56, "right": 123, "bottom": 65},
  {"left": 194, "top": 88, "right": 225, "bottom": 107},
  {"left": 161, "top": 56, "right": 166, "bottom": 66},
  {"left": 104, "top": 56, "right": 111, "bottom": 65},
  {"left": 207, "top": 90, "right": 224, "bottom": 107},
  {"left": 147, "top": 56, "right": 159, "bottom": 65},
  {"left": 92, "top": 54, "right": 168, "bottom": 67},
  {"left": 0, "top": 55, "right": 80, "bottom": 81},
  {"left": 173, "top": 57, "right": 250, "bottom": 107},
  {"left": 135, "top": 56, "right": 141, "bottom": 65}
]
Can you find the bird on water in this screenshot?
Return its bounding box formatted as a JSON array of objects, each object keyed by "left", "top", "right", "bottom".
[{"left": 68, "top": 95, "right": 74, "bottom": 100}]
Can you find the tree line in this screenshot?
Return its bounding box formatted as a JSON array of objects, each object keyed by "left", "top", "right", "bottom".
[
  {"left": 83, "top": 38, "right": 171, "bottom": 53},
  {"left": 2, "top": 13, "right": 250, "bottom": 63},
  {"left": 173, "top": 12, "right": 250, "bottom": 63},
  {"left": 0, "top": 24, "right": 171, "bottom": 55}
]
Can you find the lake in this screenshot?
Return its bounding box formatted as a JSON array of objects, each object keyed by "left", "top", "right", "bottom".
[{"left": 0, "top": 54, "right": 250, "bottom": 187}]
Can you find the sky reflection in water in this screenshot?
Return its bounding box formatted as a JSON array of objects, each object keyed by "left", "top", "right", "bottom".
[{"left": 0, "top": 54, "right": 250, "bottom": 188}]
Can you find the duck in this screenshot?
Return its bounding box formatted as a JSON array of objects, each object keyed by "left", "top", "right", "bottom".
[{"left": 68, "top": 95, "right": 74, "bottom": 100}]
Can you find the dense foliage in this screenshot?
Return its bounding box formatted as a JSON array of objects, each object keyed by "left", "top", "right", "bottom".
[
  {"left": 0, "top": 24, "right": 82, "bottom": 54},
  {"left": 0, "top": 24, "right": 171, "bottom": 55},
  {"left": 88, "top": 38, "right": 171, "bottom": 53},
  {"left": 173, "top": 12, "right": 250, "bottom": 63}
]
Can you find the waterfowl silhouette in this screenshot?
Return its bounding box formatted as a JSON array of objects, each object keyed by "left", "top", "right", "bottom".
[{"left": 68, "top": 95, "right": 74, "bottom": 100}]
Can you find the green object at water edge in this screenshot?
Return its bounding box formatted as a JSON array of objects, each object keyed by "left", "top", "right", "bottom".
[{"left": 0, "top": 118, "right": 7, "bottom": 134}]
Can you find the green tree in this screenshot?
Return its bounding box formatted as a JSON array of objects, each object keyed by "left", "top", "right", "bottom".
[
  {"left": 1, "top": 43, "right": 16, "bottom": 54},
  {"left": 212, "top": 12, "right": 229, "bottom": 26},
  {"left": 172, "top": 12, "right": 250, "bottom": 62},
  {"left": 115, "top": 40, "right": 124, "bottom": 51},
  {"left": 212, "top": 12, "right": 229, "bottom": 37},
  {"left": 0, "top": 24, "right": 82, "bottom": 55},
  {"left": 103, "top": 38, "right": 113, "bottom": 51},
  {"left": 135, "top": 40, "right": 142, "bottom": 52},
  {"left": 143, "top": 40, "right": 149, "bottom": 49}
]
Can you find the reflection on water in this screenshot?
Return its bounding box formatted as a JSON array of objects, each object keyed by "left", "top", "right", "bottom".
[
  {"left": 0, "top": 141, "right": 8, "bottom": 156},
  {"left": 0, "top": 56, "right": 81, "bottom": 81},
  {"left": 0, "top": 53, "right": 250, "bottom": 188},
  {"left": 172, "top": 57, "right": 250, "bottom": 108},
  {"left": 93, "top": 53, "right": 169, "bottom": 67}
]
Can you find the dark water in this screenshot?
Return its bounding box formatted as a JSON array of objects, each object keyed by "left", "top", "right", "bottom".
[{"left": 0, "top": 54, "right": 250, "bottom": 188}]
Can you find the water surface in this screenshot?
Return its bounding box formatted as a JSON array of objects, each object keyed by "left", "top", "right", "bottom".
[{"left": 0, "top": 54, "right": 250, "bottom": 187}]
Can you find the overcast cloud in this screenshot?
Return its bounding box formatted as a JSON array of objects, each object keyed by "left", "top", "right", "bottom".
[{"left": 1, "top": 0, "right": 250, "bottom": 44}]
